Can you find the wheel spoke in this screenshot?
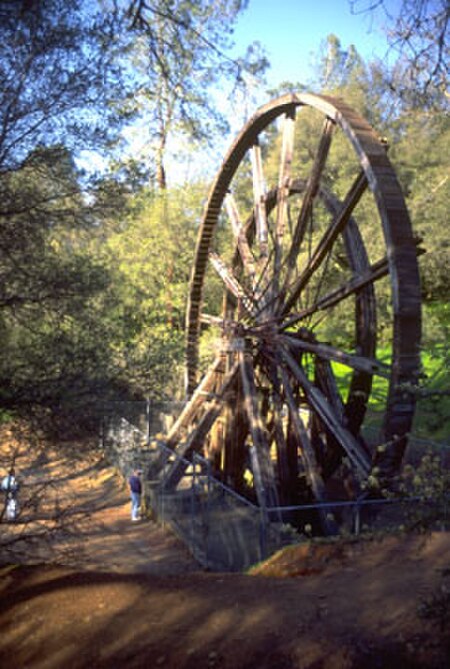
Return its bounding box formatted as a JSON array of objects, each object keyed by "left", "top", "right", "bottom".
[
  {"left": 209, "top": 251, "right": 257, "bottom": 318},
  {"left": 250, "top": 141, "right": 269, "bottom": 263},
  {"left": 279, "top": 364, "right": 338, "bottom": 534},
  {"left": 280, "top": 333, "right": 390, "bottom": 378},
  {"left": 225, "top": 192, "right": 256, "bottom": 284},
  {"left": 223, "top": 383, "right": 249, "bottom": 490},
  {"left": 274, "top": 108, "right": 296, "bottom": 283},
  {"left": 282, "top": 170, "right": 368, "bottom": 316},
  {"left": 160, "top": 360, "right": 240, "bottom": 489},
  {"left": 250, "top": 246, "right": 281, "bottom": 321},
  {"left": 280, "top": 365, "right": 325, "bottom": 494},
  {"left": 282, "top": 117, "right": 335, "bottom": 294},
  {"left": 314, "top": 355, "right": 345, "bottom": 423},
  {"left": 265, "top": 362, "right": 293, "bottom": 504},
  {"left": 281, "top": 345, "right": 372, "bottom": 477},
  {"left": 200, "top": 313, "right": 235, "bottom": 327},
  {"left": 280, "top": 254, "right": 391, "bottom": 330},
  {"left": 238, "top": 349, "right": 279, "bottom": 511},
  {"left": 164, "top": 356, "right": 226, "bottom": 450}
]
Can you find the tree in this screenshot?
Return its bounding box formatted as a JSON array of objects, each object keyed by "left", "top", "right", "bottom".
[
  {"left": 104, "top": 185, "right": 203, "bottom": 398},
  {"left": 107, "top": 0, "right": 268, "bottom": 188},
  {"left": 0, "top": 0, "right": 129, "bottom": 173},
  {"left": 0, "top": 145, "right": 131, "bottom": 424},
  {"left": 349, "top": 0, "right": 449, "bottom": 103},
  {"left": 0, "top": 1, "right": 137, "bottom": 426}
]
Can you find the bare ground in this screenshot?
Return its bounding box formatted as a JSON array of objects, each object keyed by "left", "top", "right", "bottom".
[{"left": 0, "top": 424, "right": 449, "bottom": 669}]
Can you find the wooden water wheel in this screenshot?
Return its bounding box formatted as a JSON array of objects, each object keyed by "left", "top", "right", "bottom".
[{"left": 157, "top": 94, "right": 422, "bottom": 528}]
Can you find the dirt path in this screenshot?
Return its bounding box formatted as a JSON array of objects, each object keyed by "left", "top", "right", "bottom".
[
  {"left": 0, "top": 426, "right": 199, "bottom": 574},
  {"left": 69, "top": 500, "right": 200, "bottom": 575},
  {"left": 1, "top": 426, "right": 449, "bottom": 669},
  {"left": 46, "top": 463, "right": 200, "bottom": 576}
]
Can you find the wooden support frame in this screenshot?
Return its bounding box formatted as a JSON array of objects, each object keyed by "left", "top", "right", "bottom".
[{"left": 175, "top": 92, "right": 422, "bottom": 530}]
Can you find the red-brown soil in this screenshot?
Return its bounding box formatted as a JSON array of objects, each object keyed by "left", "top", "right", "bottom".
[{"left": 0, "top": 424, "right": 449, "bottom": 669}]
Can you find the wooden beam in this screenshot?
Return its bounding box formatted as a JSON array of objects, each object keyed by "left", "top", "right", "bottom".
[
  {"left": 161, "top": 401, "right": 223, "bottom": 490},
  {"left": 161, "top": 361, "right": 240, "bottom": 489},
  {"left": 238, "top": 351, "right": 279, "bottom": 512},
  {"left": 148, "top": 356, "right": 226, "bottom": 479},
  {"left": 280, "top": 333, "right": 390, "bottom": 378},
  {"left": 282, "top": 117, "right": 334, "bottom": 293},
  {"left": 225, "top": 192, "right": 256, "bottom": 284},
  {"left": 280, "top": 254, "right": 391, "bottom": 330},
  {"left": 274, "top": 109, "right": 296, "bottom": 282},
  {"left": 281, "top": 346, "right": 372, "bottom": 478},
  {"left": 209, "top": 251, "right": 256, "bottom": 318},
  {"left": 282, "top": 170, "right": 368, "bottom": 316},
  {"left": 166, "top": 356, "right": 225, "bottom": 447},
  {"left": 280, "top": 365, "right": 338, "bottom": 534},
  {"left": 251, "top": 141, "right": 269, "bottom": 261}
]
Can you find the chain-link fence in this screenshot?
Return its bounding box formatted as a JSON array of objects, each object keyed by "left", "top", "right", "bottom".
[
  {"left": 101, "top": 400, "right": 184, "bottom": 440},
  {"left": 101, "top": 411, "right": 449, "bottom": 572},
  {"left": 147, "top": 447, "right": 278, "bottom": 571},
  {"left": 101, "top": 416, "right": 284, "bottom": 570}
]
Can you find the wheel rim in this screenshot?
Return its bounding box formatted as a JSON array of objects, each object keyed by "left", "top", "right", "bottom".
[{"left": 184, "top": 93, "right": 421, "bottom": 511}]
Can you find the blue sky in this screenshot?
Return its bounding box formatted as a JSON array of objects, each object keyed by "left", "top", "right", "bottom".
[{"left": 231, "top": 0, "right": 393, "bottom": 87}]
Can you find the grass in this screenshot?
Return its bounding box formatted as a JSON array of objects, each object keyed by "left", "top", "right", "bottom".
[{"left": 330, "top": 345, "right": 450, "bottom": 443}]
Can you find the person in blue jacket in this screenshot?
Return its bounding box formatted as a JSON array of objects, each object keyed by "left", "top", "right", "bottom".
[
  {"left": 128, "top": 469, "right": 142, "bottom": 521},
  {"left": 2, "top": 467, "right": 19, "bottom": 520}
]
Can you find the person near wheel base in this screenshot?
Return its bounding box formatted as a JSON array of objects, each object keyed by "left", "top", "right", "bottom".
[{"left": 128, "top": 469, "right": 142, "bottom": 521}]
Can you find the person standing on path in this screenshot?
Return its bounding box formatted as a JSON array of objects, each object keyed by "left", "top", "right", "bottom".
[
  {"left": 2, "top": 467, "right": 19, "bottom": 520},
  {"left": 128, "top": 469, "right": 142, "bottom": 522}
]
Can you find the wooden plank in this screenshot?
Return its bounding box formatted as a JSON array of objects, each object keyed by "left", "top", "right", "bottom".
[
  {"left": 223, "top": 383, "right": 249, "bottom": 491},
  {"left": 279, "top": 365, "right": 338, "bottom": 534},
  {"left": 282, "top": 170, "right": 368, "bottom": 316},
  {"left": 238, "top": 351, "right": 279, "bottom": 512},
  {"left": 208, "top": 251, "right": 256, "bottom": 317},
  {"left": 274, "top": 109, "right": 296, "bottom": 282},
  {"left": 250, "top": 141, "right": 269, "bottom": 261},
  {"left": 280, "top": 333, "right": 390, "bottom": 378},
  {"left": 166, "top": 356, "right": 225, "bottom": 447},
  {"left": 199, "top": 313, "right": 230, "bottom": 327},
  {"left": 225, "top": 192, "right": 256, "bottom": 284},
  {"left": 280, "top": 255, "right": 391, "bottom": 330},
  {"left": 281, "top": 346, "right": 372, "bottom": 477},
  {"left": 266, "top": 363, "right": 294, "bottom": 506},
  {"left": 314, "top": 356, "right": 371, "bottom": 481},
  {"left": 149, "top": 356, "right": 226, "bottom": 478},
  {"left": 282, "top": 117, "right": 334, "bottom": 295},
  {"left": 161, "top": 361, "right": 240, "bottom": 489},
  {"left": 162, "top": 401, "right": 224, "bottom": 490},
  {"left": 315, "top": 357, "right": 345, "bottom": 420}
]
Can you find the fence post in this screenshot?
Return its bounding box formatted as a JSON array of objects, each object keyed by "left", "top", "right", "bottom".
[
  {"left": 190, "top": 457, "right": 196, "bottom": 557},
  {"left": 205, "top": 457, "right": 211, "bottom": 570},
  {"left": 259, "top": 507, "right": 268, "bottom": 562},
  {"left": 354, "top": 499, "right": 361, "bottom": 536},
  {"left": 146, "top": 397, "right": 151, "bottom": 441}
]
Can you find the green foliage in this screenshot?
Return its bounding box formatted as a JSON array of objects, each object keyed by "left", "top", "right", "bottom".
[
  {"left": 391, "top": 452, "right": 450, "bottom": 533},
  {"left": 0, "top": 0, "right": 269, "bottom": 430},
  {"left": 103, "top": 185, "right": 205, "bottom": 398},
  {"left": 412, "top": 335, "right": 450, "bottom": 440},
  {"left": 110, "top": 0, "right": 268, "bottom": 188},
  {"left": 350, "top": 0, "right": 449, "bottom": 104},
  {"left": 0, "top": 0, "right": 128, "bottom": 170}
]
